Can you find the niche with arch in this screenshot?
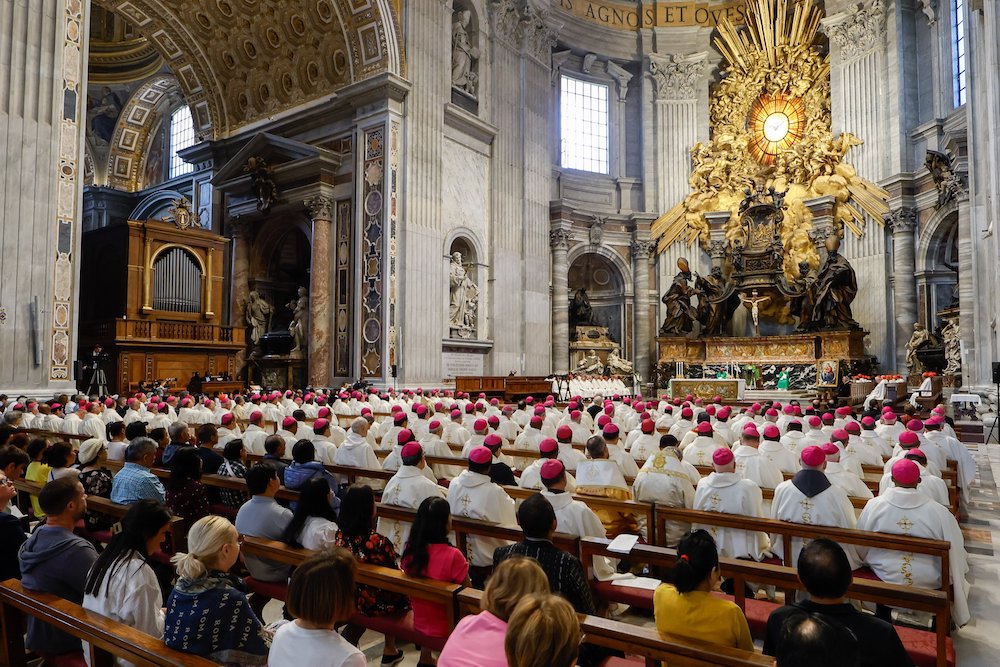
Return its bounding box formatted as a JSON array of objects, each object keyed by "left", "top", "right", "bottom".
[{"left": 446, "top": 236, "right": 484, "bottom": 340}]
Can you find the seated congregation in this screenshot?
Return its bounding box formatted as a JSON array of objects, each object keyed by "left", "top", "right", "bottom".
[{"left": 0, "top": 386, "right": 975, "bottom": 666}]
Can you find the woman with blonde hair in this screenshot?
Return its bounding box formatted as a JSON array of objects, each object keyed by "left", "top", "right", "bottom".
[
  {"left": 268, "top": 548, "right": 366, "bottom": 667},
  {"left": 504, "top": 593, "right": 581, "bottom": 667},
  {"left": 163, "top": 515, "right": 268, "bottom": 665},
  {"left": 438, "top": 558, "right": 550, "bottom": 667}
]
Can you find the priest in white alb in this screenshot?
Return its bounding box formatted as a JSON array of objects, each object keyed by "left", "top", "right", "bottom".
[
  {"left": 540, "top": 459, "right": 616, "bottom": 580},
  {"left": 857, "top": 458, "right": 970, "bottom": 626},
  {"left": 378, "top": 442, "right": 447, "bottom": 552},
  {"left": 633, "top": 434, "right": 697, "bottom": 545},
  {"left": 446, "top": 446, "right": 517, "bottom": 568},
  {"left": 693, "top": 447, "right": 769, "bottom": 560}
]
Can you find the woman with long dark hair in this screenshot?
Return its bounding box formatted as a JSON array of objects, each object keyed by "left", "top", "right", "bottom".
[
  {"left": 282, "top": 477, "right": 339, "bottom": 550},
  {"left": 401, "top": 496, "right": 469, "bottom": 666},
  {"left": 43, "top": 442, "right": 77, "bottom": 481},
  {"left": 83, "top": 500, "right": 172, "bottom": 667},
  {"left": 334, "top": 484, "right": 409, "bottom": 666},
  {"left": 165, "top": 446, "right": 209, "bottom": 526},
  {"left": 652, "top": 529, "right": 752, "bottom": 650}
]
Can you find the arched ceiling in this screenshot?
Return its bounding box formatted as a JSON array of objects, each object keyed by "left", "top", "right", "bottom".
[{"left": 93, "top": 0, "right": 403, "bottom": 140}]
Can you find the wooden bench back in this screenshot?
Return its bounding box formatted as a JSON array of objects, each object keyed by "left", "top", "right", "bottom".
[
  {"left": 456, "top": 588, "right": 773, "bottom": 667},
  {"left": 0, "top": 578, "right": 218, "bottom": 667}
]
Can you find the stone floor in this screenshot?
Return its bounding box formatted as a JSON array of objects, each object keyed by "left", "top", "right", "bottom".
[{"left": 264, "top": 441, "right": 1000, "bottom": 666}]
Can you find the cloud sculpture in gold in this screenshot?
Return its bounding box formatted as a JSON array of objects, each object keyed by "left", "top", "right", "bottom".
[{"left": 651, "top": 0, "right": 889, "bottom": 278}]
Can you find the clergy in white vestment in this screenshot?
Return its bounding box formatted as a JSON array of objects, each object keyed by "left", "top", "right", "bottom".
[
  {"left": 575, "top": 436, "right": 638, "bottom": 537},
  {"left": 633, "top": 436, "right": 696, "bottom": 546},
  {"left": 513, "top": 416, "right": 546, "bottom": 458},
  {"left": 682, "top": 422, "right": 724, "bottom": 467},
  {"left": 275, "top": 416, "right": 300, "bottom": 449},
  {"left": 384, "top": 429, "right": 439, "bottom": 484},
  {"left": 892, "top": 421, "right": 947, "bottom": 471},
  {"left": 885, "top": 430, "right": 943, "bottom": 478},
  {"left": 877, "top": 450, "right": 949, "bottom": 507},
  {"left": 829, "top": 429, "right": 865, "bottom": 478},
  {"left": 518, "top": 438, "right": 577, "bottom": 492},
  {"left": 770, "top": 446, "right": 860, "bottom": 568},
  {"left": 733, "top": 425, "right": 784, "bottom": 489},
  {"left": 446, "top": 446, "right": 517, "bottom": 567},
  {"left": 122, "top": 399, "right": 145, "bottom": 425},
  {"left": 678, "top": 415, "right": 731, "bottom": 451},
  {"left": 795, "top": 416, "right": 827, "bottom": 453},
  {"left": 241, "top": 411, "right": 269, "bottom": 456},
  {"left": 600, "top": 424, "right": 639, "bottom": 478},
  {"left": 62, "top": 408, "right": 84, "bottom": 435},
  {"left": 553, "top": 425, "right": 587, "bottom": 472},
  {"left": 378, "top": 442, "right": 448, "bottom": 552},
  {"left": 421, "top": 420, "right": 463, "bottom": 479},
  {"left": 923, "top": 417, "right": 975, "bottom": 499},
  {"left": 842, "top": 421, "right": 882, "bottom": 466},
  {"left": 309, "top": 419, "right": 339, "bottom": 466},
  {"left": 334, "top": 417, "right": 385, "bottom": 489},
  {"left": 856, "top": 458, "right": 970, "bottom": 626},
  {"left": 692, "top": 447, "right": 769, "bottom": 561},
  {"left": 567, "top": 410, "right": 593, "bottom": 445},
  {"left": 819, "top": 412, "right": 836, "bottom": 438},
  {"left": 759, "top": 425, "right": 798, "bottom": 474},
  {"left": 459, "top": 418, "right": 490, "bottom": 458},
  {"left": 712, "top": 408, "right": 737, "bottom": 447},
  {"left": 875, "top": 411, "right": 905, "bottom": 444},
  {"left": 858, "top": 416, "right": 892, "bottom": 458},
  {"left": 820, "top": 442, "right": 873, "bottom": 500},
  {"left": 145, "top": 403, "right": 171, "bottom": 431},
  {"left": 80, "top": 404, "right": 107, "bottom": 442},
  {"left": 100, "top": 399, "right": 121, "bottom": 424},
  {"left": 380, "top": 411, "right": 410, "bottom": 453},
  {"left": 216, "top": 413, "right": 242, "bottom": 451},
  {"left": 667, "top": 408, "right": 695, "bottom": 440},
  {"left": 540, "top": 459, "right": 616, "bottom": 580},
  {"left": 779, "top": 419, "right": 806, "bottom": 453},
  {"left": 628, "top": 419, "right": 661, "bottom": 463}
]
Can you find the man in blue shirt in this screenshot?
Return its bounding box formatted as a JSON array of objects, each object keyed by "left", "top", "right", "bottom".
[{"left": 110, "top": 437, "right": 166, "bottom": 504}]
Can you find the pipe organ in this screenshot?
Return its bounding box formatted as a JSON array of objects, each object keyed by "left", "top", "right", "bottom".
[{"left": 78, "top": 218, "right": 244, "bottom": 394}]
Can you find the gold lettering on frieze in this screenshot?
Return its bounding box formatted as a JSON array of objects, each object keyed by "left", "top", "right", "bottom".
[{"left": 555, "top": 0, "right": 748, "bottom": 29}]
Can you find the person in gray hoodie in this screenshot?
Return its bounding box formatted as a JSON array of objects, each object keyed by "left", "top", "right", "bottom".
[{"left": 18, "top": 476, "right": 98, "bottom": 662}]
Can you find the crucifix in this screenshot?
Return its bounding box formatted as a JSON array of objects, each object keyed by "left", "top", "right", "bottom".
[{"left": 740, "top": 290, "right": 771, "bottom": 336}]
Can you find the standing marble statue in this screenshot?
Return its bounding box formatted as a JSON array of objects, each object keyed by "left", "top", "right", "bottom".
[
  {"left": 451, "top": 10, "right": 479, "bottom": 96},
  {"left": 245, "top": 291, "right": 273, "bottom": 351},
  {"left": 906, "top": 323, "right": 933, "bottom": 374},
  {"left": 942, "top": 318, "right": 962, "bottom": 375},
  {"left": 288, "top": 287, "right": 309, "bottom": 355},
  {"left": 449, "top": 252, "right": 479, "bottom": 338},
  {"left": 659, "top": 257, "right": 698, "bottom": 336},
  {"left": 808, "top": 235, "right": 860, "bottom": 330}
]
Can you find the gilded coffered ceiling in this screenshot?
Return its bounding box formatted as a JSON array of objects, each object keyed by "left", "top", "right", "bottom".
[{"left": 93, "top": 0, "right": 403, "bottom": 139}]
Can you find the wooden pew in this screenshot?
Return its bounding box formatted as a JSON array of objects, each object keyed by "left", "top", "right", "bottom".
[
  {"left": 19, "top": 428, "right": 89, "bottom": 443},
  {"left": 578, "top": 538, "right": 954, "bottom": 667},
  {"left": 238, "top": 537, "right": 462, "bottom": 651},
  {"left": 0, "top": 578, "right": 217, "bottom": 667},
  {"left": 11, "top": 478, "right": 188, "bottom": 554},
  {"left": 456, "top": 587, "right": 774, "bottom": 667},
  {"left": 651, "top": 506, "right": 953, "bottom": 606}
]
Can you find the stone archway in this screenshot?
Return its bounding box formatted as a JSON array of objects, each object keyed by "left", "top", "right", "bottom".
[
  {"left": 916, "top": 208, "right": 959, "bottom": 329},
  {"left": 568, "top": 252, "right": 630, "bottom": 360}
]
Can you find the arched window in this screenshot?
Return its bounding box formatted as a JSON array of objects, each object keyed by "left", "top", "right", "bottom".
[
  {"left": 153, "top": 247, "right": 201, "bottom": 312},
  {"left": 169, "top": 105, "right": 195, "bottom": 178}
]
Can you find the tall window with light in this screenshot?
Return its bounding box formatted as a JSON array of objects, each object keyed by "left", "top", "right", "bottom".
[
  {"left": 560, "top": 75, "right": 610, "bottom": 174},
  {"left": 169, "top": 105, "right": 195, "bottom": 178},
  {"left": 952, "top": 0, "right": 967, "bottom": 107}
]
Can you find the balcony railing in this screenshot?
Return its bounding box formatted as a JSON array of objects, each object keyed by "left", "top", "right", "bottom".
[{"left": 96, "top": 318, "right": 245, "bottom": 346}]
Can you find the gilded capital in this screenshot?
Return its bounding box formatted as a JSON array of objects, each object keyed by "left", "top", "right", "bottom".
[
  {"left": 304, "top": 196, "right": 334, "bottom": 221},
  {"left": 648, "top": 53, "right": 707, "bottom": 101}
]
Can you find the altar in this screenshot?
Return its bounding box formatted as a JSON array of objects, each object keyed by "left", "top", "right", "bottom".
[{"left": 669, "top": 378, "right": 746, "bottom": 401}]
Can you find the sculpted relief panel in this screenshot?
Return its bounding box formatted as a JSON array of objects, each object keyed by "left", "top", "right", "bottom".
[{"left": 95, "top": 0, "right": 402, "bottom": 138}]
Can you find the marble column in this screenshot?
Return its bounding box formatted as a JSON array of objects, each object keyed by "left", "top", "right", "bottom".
[
  {"left": 231, "top": 225, "right": 250, "bottom": 372},
  {"left": 887, "top": 208, "right": 917, "bottom": 373},
  {"left": 550, "top": 229, "right": 572, "bottom": 373},
  {"left": 956, "top": 190, "right": 976, "bottom": 385},
  {"left": 0, "top": 0, "right": 86, "bottom": 395},
  {"left": 305, "top": 197, "right": 334, "bottom": 387},
  {"left": 631, "top": 239, "right": 656, "bottom": 383}
]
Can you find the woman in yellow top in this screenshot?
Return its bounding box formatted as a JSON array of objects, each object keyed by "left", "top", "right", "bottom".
[
  {"left": 653, "top": 529, "right": 754, "bottom": 651},
  {"left": 23, "top": 439, "right": 52, "bottom": 518}
]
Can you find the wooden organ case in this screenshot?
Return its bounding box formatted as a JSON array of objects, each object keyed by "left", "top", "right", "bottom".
[{"left": 78, "top": 217, "right": 244, "bottom": 394}]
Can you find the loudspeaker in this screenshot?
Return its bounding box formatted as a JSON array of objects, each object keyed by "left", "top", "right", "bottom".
[{"left": 993, "top": 362, "right": 1000, "bottom": 385}]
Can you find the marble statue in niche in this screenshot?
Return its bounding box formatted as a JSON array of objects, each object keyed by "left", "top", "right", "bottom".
[
  {"left": 570, "top": 288, "right": 598, "bottom": 328},
  {"left": 905, "top": 322, "right": 934, "bottom": 374},
  {"left": 942, "top": 318, "right": 962, "bottom": 375},
  {"left": 449, "top": 251, "right": 479, "bottom": 339},
  {"left": 452, "top": 10, "right": 480, "bottom": 97},
  {"left": 245, "top": 291, "right": 273, "bottom": 355},
  {"left": 287, "top": 286, "right": 309, "bottom": 356}
]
